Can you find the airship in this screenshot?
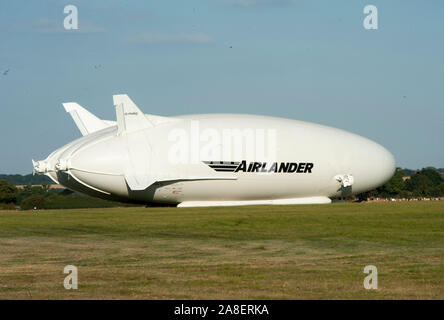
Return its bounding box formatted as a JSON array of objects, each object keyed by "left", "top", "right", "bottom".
[{"left": 32, "top": 94, "right": 395, "bottom": 207}]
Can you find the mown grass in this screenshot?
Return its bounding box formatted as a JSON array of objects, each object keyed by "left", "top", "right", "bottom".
[{"left": 0, "top": 201, "right": 443, "bottom": 299}]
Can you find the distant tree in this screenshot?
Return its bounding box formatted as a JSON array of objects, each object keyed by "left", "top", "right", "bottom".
[
  {"left": 0, "top": 174, "right": 52, "bottom": 185},
  {"left": 398, "top": 190, "right": 413, "bottom": 198},
  {"left": 0, "top": 180, "right": 18, "bottom": 203},
  {"left": 20, "top": 194, "right": 46, "bottom": 210},
  {"left": 359, "top": 167, "right": 444, "bottom": 199},
  {"left": 401, "top": 168, "right": 416, "bottom": 177},
  {"left": 403, "top": 168, "right": 444, "bottom": 197},
  {"left": 16, "top": 185, "right": 52, "bottom": 204},
  {"left": 0, "top": 202, "right": 16, "bottom": 210},
  {"left": 382, "top": 168, "right": 405, "bottom": 196},
  {"left": 439, "top": 183, "right": 444, "bottom": 196},
  {"left": 41, "top": 183, "right": 50, "bottom": 193},
  {"left": 405, "top": 174, "right": 434, "bottom": 197},
  {"left": 418, "top": 168, "right": 442, "bottom": 186}
]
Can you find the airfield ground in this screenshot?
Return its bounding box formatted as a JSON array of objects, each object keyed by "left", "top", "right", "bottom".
[{"left": 0, "top": 202, "right": 443, "bottom": 299}]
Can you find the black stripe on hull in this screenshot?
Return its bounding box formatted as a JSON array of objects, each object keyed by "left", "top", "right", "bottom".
[
  {"left": 208, "top": 165, "right": 239, "bottom": 169},
  {"left": 203, "top": 161, "right": 240, "bottom": 165},
  {"left": 203, "top": 161, "right": 240, "bottom": 172}
]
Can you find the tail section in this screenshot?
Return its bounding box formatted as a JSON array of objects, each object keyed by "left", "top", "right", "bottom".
[
  {"left": 64, "top": 94, "right": 180, "bottom": 136},
  {"left": 63, "top": 102, "right": 115, "bottom": 136}
]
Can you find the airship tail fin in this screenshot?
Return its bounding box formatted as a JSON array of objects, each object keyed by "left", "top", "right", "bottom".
[
  {"left": 63, "top": 102, "right": 114, "bottom": 136},
  {"left": 113, "top": 94, "right": 181, "bottom": 135},
  {"left": 113, "top": 94, "right": 154, "bottom": 135}
]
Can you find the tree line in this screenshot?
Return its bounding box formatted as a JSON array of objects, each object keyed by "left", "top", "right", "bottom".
[
  {"left": 0, "top": 181, "right": 136, "bottom": 210},
  {"left": 0, "top": 167, "right": 443, "bottom": 209},
  {"left": 359, "top": 167, "right": 444, "bottom": 199},
  {"left": 0, "top": 174, "right": 52, "bottom": 185}
]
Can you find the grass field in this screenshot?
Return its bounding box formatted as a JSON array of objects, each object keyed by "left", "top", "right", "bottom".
[{"left": 0, "top": 202, "right": 443, "bottom": 299}]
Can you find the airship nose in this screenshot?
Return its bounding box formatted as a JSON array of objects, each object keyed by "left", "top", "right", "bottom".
[
  {"left": 379, "top": 146, "right": 396, "bottom": 183},
  {"left": 352, "top": 139, "right": 396, "bottom": 194}
]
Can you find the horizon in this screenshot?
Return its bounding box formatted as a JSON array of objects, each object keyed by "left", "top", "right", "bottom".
[{"left": 2, "top": 166, "right": 444, "bottom": 178}]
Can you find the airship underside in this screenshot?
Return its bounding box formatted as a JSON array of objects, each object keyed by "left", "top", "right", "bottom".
[{"left": 33, "top": 94, "right": 395, "bottom": 207}]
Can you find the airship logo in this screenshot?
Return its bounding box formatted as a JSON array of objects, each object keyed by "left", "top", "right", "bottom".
[{"left": 204, "top": 161, "right": 314, "bottom": 173}]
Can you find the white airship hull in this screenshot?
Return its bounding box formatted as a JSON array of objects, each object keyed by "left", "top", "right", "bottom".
[{"left": 33, "top": 95, "right": 396, "bottom": 207}]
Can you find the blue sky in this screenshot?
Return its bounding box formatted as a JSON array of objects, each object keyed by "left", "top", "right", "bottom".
[{"left": 0, "top": 0, "right": 443, "bottom": 174}]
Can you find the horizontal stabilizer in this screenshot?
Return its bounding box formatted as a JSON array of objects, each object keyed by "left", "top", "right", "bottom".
[
  {"left": 63, "top": 102, "right": 114, "bottom": 136},
  {"left": 125, "top": 175, "right": 157, "bottom": 191}
]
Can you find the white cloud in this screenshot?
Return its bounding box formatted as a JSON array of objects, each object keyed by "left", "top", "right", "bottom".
[
  {"left": 9, "top": 18, "right": 104, "bottom": 34},
  {"left": 126, "top": 33, "right": 213, "bottom": 44}
]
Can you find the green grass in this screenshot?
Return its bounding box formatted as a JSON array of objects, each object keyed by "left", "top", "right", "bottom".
[{"left": 0, "top": 201, "right": 443, "bottom": 299}]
